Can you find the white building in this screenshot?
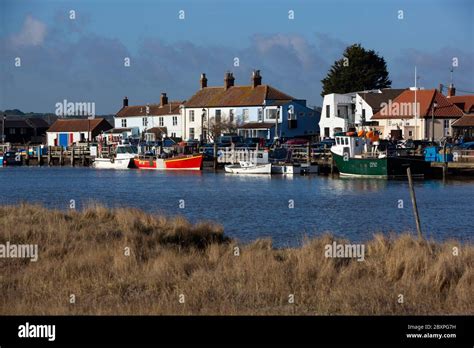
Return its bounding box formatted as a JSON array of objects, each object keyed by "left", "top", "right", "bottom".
[
  {"left": 319, "top": 89, "right": 406, "bottom": 138},
  {"left": 182, "top": 71, "right": 319, "bottom": 141},
  {"left": 114, "top": 94, "right": 184, "bottom": 140},
  {"left": 46, "top": 118, "right": 112, "bottom": 146},
  {"left": 319, "top": 93, "right": 355, "bottom": 138}
]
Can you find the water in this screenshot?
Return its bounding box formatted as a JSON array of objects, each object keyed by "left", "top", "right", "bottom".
[{"left": 1, "top": 167, "right": 473, "bottom": 246}]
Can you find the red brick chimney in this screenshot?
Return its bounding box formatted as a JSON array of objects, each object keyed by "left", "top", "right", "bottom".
[
  {"left": 123, "top": 96, "right": 128, "bottom": 108},
  {"left": 160, "top": 93, "right": 168, "bottom": 106},
  {"left": 224, "top": 72, "right": 235, "bottom": 90},
  {"left": 200, "top": 73, "right": 207, "bottom": 89},
  {"left": 447, "top": 84, "right": 456, "bottom": 97},
  {"left": 252, "top": 70, "right": 262, "bottom": 88}
]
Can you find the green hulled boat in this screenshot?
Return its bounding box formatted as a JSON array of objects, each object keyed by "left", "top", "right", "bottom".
[{"left": 331, "top": 133, "right": 428, "bottom": 179}]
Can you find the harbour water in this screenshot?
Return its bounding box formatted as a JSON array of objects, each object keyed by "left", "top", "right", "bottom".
[{"left": 1, "top": 167, "right": 473, "bottom": 246}]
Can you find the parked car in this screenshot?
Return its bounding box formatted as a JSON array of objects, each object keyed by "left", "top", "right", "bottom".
[{"left": 285, "top": 138, "right": 309, "bottom": 145}]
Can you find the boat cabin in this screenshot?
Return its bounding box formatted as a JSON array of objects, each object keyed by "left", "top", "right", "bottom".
[{"left": 332, "top": 135, "right": 366, "bottom": 158}]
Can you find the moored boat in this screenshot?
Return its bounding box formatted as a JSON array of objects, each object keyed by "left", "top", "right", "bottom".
[
  {"left": 271, "top": 163, "right": 301, "bottom": 175},
  {"left": 93, "top": 144, "right": 137, "bottom": 169},
  {"left": 134, "top": 154, "right": 203, "bottom": 171},
  {"left": 331, "top": 132, "right": 429, "bottom": 179},
  {"left": 225, "top": 161, "right": 272, "bottom": 174}
]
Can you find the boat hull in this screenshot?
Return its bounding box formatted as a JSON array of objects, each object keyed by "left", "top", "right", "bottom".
[
  {"left": 271, "top": 164, "right": 301, "bottom": 175},
  {"left": 225, "top": 163, "right": 272, "bottom": 174},
  {"left": 93, "top": 158, "right": 133, "bottom": 169},
  {"left": 332, "top": 153, "right": 428, "bottom": 179},
  {"left": 134, "top": 155, "right": 203, "bottom": 171}
]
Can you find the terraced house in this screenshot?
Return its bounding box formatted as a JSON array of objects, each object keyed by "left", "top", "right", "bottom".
[
  {"left": 182, "top": 70, "right": 320, "bottom": 142},
  {"left": 114, "top": 94, "right": 184, "bottom": 140}
]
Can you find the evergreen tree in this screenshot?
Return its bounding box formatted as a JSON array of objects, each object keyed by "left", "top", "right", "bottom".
[{"left": 321, "top": 44, "right": 391, "bottom": 97}]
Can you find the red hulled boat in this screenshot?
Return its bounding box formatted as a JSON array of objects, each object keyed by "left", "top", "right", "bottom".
[{"left": 134, "top": 154, "right": 203, "bottom": 171}]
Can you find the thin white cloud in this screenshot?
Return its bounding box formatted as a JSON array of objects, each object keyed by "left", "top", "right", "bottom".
[{"left": 10, "top": 15, "right": 47, "bottom": 47}]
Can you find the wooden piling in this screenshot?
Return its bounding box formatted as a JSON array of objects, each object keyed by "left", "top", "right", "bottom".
[
  {"left": 71, "top": 147, "right": 74, "bottom": 167},
  {"left": 407, "top": 167, "right": 423, "bottom": 240},
  {"left": 47, "top": 146, "right": 51, "bottom": 166},
  {"left": 59, "top": 146, "right": 63, "bottom": 166}
]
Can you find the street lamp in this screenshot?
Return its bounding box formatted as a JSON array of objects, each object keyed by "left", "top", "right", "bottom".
[
  {"left": 431, "top": 101, "right": 438, "bottom": 142},
  {"left": 201, "top": 108, "right": 206, "bottom": 145}
]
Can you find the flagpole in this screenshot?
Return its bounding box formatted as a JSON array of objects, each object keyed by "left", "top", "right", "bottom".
[{"left": 414, "top": 66, "right": 417, "bottom": 140}]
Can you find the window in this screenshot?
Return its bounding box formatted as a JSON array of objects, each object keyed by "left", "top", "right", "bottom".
[
  {"left": 9, "top": 128, "right": 15, "bottom": 135},
  {"left": 362, "top": 109, "right": 366, "bottom": 122},
  {"left": 258, "top": 108, "right": 263, "bottom": 122},
  {"left": 326, "top": 105, "right": 330, "bottom": 118},
  {"left": 189, "top": 110, "right": 195, "bottom": 122},
  {"left": 171, "top": 132, "right": 176, "bottom": 138},
  {"left": 215, "top": 110, "right": 221, "bottom": 123},
  {"left": 444, "top": 119, "right": 450, "bottom": 136},
  {"left": 345, "top": 138, "right": 348, "bottom": 145},
  {"left": 229, "top": 109, "right": 234, "bottom": 123},
  {"left": 324, "top": 127, "right": 330, "bottom": 137},
  {"left": 172, "top": 116, "right": 178, "bottom": 126},
  {"left": 159, "top": 117, "right": 164, "bottom": 127},
  {"left": 142, "top": 117, "right": 148, "bottom": 127},
  {"left": 189, "top": 127, "right": 195, "bottom": 139},
  {"left": 20, "top": 128, "right": 27, "bottom": 135},
  {"left": 121, "top": 119, "right": 127, "bottom": 127},
  {"left": 408, "top": 130, "right": 413, "bottom": 137},
  {"left": 388, "top": 120, "right": 392, "bottom": 126},
  {"left": 266, "top": 109, "right": 278, "bottom": 119},
  {"left": 243, "top": 109, "right": 249, "bottom": 121}
]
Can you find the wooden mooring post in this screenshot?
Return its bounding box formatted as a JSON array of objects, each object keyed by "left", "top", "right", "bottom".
[
  {"left": 407, "top": 167, "right": 423, "bottom": 240},
  {"left": 71, "top": 147, "right": 74, "bottom": 167},
  {"left": 59, "top": 146, "right": 63, "bottom": 166}
]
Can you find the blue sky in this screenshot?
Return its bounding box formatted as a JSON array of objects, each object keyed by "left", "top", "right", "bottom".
[{"left": 1, "top": 0, "right": 473, "bottom": 114}]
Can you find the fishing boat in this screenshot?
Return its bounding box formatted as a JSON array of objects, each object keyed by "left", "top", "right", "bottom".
[
  {"left": 225, "top": 161, "right": 272, "bottom": 174},
  {"left": 331, "top": 131, "right": 429, "bottom": 179},
  {"left": 93, "top": 144, "right": 137, "bottom": 169},
  {"left": 134, "top": 154, "right": 203, "bottom": 171}
]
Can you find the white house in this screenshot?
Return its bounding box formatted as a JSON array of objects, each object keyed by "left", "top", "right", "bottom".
[
  {"left": 114, "top": 94, "right": 184, "bottom": 140},
  {"left": 182, "top": 70, "right": 320, "bottom": 141},
  {"left": 320, "top": 89, "right": 406, "bottom": 138},
  {"left": 319, "top": 93, "right": 355, "bottom": 138},
  {"left": 46, "top": 118, "right": 112, "bottom": 146}
]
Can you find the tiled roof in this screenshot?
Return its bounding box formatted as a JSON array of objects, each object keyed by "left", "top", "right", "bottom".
[
  {"left": 184, "top": 85, "right": 295, "bottom": 108},
  {"left": 238, "top": 122, "right": 275, "bottom": 129},
  {"left": 116, "top": 102, "right": 183, "bottom": 118},
  {"left": 359, "top": 89, "right": 406, "bottom": 113},
  {"left": 372, "top": 89, "right": 464, "bottom": 119},
  {"left": 447, "top": 95, "right": 474, "bottom": 114},
  {"left": 47, "top": 118, "right": 112, "bottom": 132},
  {"left": 452, "top": 115, "right": 474, "bottom": 127}
]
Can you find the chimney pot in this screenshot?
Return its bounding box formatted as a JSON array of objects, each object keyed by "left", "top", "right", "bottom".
[
  {"left": 447, "top": 84, "right": 455, "bottom": 97},
  {"left": 123, "top": 96, "right": 129, "bottom": 108},
  {"left": 224, "top": 72, "right": 235, "bottom": 90},
  {"left": 252, "top": 70, "right": 262, "bottom": 88},
  {"left": 160, "top": 93, "right": 168, "bottom": 106},
  {"left": 200, "top": 73, "right": 208, "bottom": 89}
]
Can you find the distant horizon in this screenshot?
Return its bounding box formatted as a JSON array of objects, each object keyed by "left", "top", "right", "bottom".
[{"left": 1, "top": 0, "right": 473, "bottom": 114}]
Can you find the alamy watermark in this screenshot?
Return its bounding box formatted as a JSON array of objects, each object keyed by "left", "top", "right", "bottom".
[
  {"left": 0, "top": 241, "right": 38, "bottom": 262},
  {"left": 325, "top": 241, "right": 365, "bottom": 262},
  {"left": 55, "top": 99, "right": 96, "bottom": 117}
]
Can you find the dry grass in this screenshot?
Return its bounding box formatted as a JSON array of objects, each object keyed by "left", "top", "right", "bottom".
[{"left": 0, "top": 203, "right": 472, "bottom": 315}]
